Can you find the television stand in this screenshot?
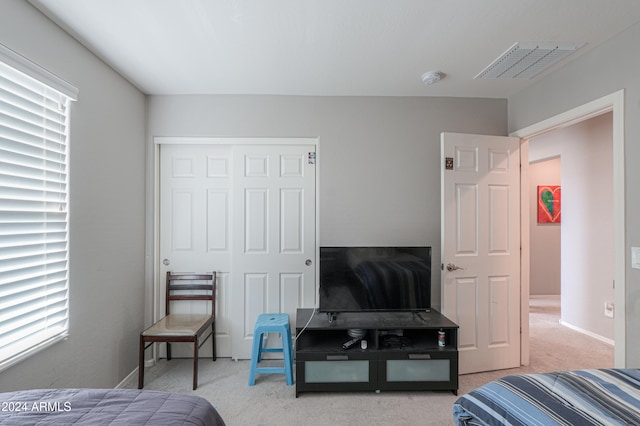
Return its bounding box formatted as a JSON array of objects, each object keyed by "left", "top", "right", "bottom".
[{"left": 295, "top": 308, "right": 458, "bottom": 397}]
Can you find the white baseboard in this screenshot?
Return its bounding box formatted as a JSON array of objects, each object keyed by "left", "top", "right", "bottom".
[
  {"left": 116, "top": 367, "right": 138, "bottom": 389},
  {"left": 559, "top": 320, "right": 615, "bottom": 346},
  {"left": 116, "top": 359, "right": 156, "bottom": 389}
]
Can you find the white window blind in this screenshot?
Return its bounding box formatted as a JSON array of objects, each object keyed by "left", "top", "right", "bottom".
[{"left": 0, "top": 44, "right": 77, "bottom": 371}]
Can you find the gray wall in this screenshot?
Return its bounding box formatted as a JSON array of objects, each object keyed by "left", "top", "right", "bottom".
[
  {"left": 0, "top": 1, "right": 146, "bottom": 391},
  {"left": 529, "top": 157, "right": 561, "bottom": 296},
  {"left": 509, "top": 24, "right": 639, "bottom": 361},
  {"left": 147, "top": 95, "right": 508, "bottom": 309},
  {"left": 528, "top": 114, "right": 614, "bottom": 341}
]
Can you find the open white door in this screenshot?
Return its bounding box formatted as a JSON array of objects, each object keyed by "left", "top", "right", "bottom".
[{"left": 441, "top": 132, "right": 521, "bottom": 374}]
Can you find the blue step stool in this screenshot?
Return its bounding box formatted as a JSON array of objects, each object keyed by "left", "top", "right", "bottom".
[{"left": 248, "top": 313, "right": 294, "bottom": 386}]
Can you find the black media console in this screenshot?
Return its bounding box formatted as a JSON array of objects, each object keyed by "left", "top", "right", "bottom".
[{"left": 295, "top": 308, "right": 458, "bottom": 397}]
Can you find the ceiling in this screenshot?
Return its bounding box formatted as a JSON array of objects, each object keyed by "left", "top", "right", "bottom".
[{"left": 29, "top": 0, "right": 640, "bottom": 98}]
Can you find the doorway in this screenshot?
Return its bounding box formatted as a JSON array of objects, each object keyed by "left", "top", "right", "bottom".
[
  {"left": 526, "top": 113, "right": 615, "bottom": 368},
  {"left": 513, "top": 90, "right": 625, "bottom": 367}
]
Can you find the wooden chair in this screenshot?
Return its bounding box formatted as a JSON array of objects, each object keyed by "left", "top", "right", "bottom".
[{"left": 138, "top": 271, "right": 217, "bottom": 390}]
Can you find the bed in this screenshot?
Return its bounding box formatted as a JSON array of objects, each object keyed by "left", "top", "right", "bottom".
[
  {"left": 453, "top": 369, "right": 640, "bottom": 426},
  {"left": 0, "top": 388, "right": 225, "bottom": 425}
]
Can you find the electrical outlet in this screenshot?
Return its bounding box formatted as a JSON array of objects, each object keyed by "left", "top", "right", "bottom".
[{"left": 604, "top": 301, "right": 614, "bottom": 318}]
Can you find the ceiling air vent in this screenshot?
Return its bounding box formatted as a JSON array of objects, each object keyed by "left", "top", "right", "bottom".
[{"left": 475, "top": 42, "right": 586, "bottom": 80}]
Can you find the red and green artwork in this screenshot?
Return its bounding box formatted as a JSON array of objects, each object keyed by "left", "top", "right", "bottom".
[{"left": 537, "top": 185, "right": 561, "bottom": 223}]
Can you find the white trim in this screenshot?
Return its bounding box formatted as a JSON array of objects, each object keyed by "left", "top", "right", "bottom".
[
  {"left": 154, "top": 136, "right": 318, "bottom": 146},
  {"left": 0, "top": 42, "right": 78, "bottom": 100},
  {"left": 115, "top": 367, "right": 139, "bottom": 389},
  {"left": 519, "top": 140, "right": 530, "bottom": 366},
  {"left": 560, "top": 320, "right": 616, "bottom": 346},
  {"left": 511, "top": 89, "right": 625, "bottom": 367},
  {"left": 151, "top": 141, "right": 161, "bottom": 364},
  {"left": 510, "top": 92, "right": 621, "bottom": 139},
  {"left": 313, "top": 139, "right": 321, "bottom": 310}
]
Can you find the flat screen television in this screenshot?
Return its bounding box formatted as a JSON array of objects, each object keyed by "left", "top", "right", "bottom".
[{"left": 319, "top": 246, "right": 431, "bottom": 313}]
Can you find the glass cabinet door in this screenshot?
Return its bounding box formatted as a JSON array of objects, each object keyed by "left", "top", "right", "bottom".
[
  {"left": 378, "top": 351, "right": 458, "bottom": 392},
  {"left": 305, "top": 360, "right": 370, "bottom": 383},
  {"left": 386, "top": 359, "right": 450, "bottom": 382}
]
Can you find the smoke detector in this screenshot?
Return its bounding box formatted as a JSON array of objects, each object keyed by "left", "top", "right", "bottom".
[
  {"left": 475, "top": 42, "right": 586, "bottom": 80},
  {"left": 421, "top": 71, "right": 443, "bottom": 85}
]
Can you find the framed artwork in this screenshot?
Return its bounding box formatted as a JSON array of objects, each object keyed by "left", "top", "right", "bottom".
[{"left": 537, "top": 185, "right": 561, "bottom": 223}]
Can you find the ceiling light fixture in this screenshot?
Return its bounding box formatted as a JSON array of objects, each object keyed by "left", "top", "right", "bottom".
[{"left": 421, "top": 71, "right": 443, "bottom": 85}]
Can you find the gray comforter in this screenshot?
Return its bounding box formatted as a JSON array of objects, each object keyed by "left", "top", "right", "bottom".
[{"left": 0, "top": 388, "right": 225, "bottom": 425}]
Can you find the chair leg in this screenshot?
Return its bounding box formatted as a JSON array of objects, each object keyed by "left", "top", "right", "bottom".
[
  {"left": 193, "top": 337, "right": 199, "bottom": 390},
  {"left": 138, "top": 335, "right": 145, "bottom": 389},
  {"left": 212, "top": 324, "right": 216, "bottom": 361},
  {"left": 167, "top": 342, "right": 171, "bottom": 361}
]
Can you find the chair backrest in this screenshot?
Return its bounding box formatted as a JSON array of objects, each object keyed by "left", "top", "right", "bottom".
[{"left": 165, "top": 271, "right": 216, "bottom": 317}]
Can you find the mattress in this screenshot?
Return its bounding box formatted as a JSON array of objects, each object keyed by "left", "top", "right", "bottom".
[
  {"left": 453, "top": 369, "right": 640, "bottom": 426},
  {"left": 0, "top": 388, "right": 225, "bottom": 425}
]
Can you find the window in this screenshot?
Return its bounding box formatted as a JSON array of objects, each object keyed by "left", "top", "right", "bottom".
[{"left": 0, "top": 44, "right": 77, "bottom": 371}]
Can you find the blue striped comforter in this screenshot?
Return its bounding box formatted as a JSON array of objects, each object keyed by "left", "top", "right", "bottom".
[{"left": 453, "top": 369, "right": 640, "bottom": 426}]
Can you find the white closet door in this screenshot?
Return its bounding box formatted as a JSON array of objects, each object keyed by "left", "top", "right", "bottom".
[
  {"left": 160, "top": 144, "right": 233, "bottom": 357},
  {"left": 230, "top": 144, "right": 316, "bottom": 360},
  {"left": 159, "top": 141, "right": 316, "bottom": 360}
]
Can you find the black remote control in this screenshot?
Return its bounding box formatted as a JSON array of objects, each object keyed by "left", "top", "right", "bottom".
[{"left": 342, "top": 337, "right": 361, "bottom": 350}]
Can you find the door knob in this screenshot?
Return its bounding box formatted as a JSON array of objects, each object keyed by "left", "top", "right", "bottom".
[
  {"left": 163, "top": 258, "right": 170, "bottom": 266},
  {"left": 305, "top": 259, "right": 312, "bottom": 266},
  {"left": 446, "top": 263, "right": 463, "bottom": 272}
]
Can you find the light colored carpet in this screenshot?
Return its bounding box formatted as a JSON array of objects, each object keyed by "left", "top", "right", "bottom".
[{"left": 128, "top": 296, "right": 613, "bottom": 425}]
